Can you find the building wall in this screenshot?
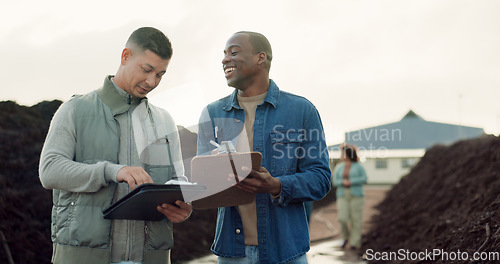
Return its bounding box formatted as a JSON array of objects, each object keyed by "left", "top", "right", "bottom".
[
  {"left": 329, "top": 149, "right": 423, "bottom": 185},
  {"left": 362, "top": 157, "right": 420, "bottom": 184}
]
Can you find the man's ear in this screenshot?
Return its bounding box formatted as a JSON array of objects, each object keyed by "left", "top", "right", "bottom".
[
  {"left": 121, "top": 48, "right": 132, "bottom": 65},
  {"left": 257, "top": 52, "right": 267, "bottom": 66}
]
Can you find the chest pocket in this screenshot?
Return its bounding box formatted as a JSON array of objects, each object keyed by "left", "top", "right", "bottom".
[
  {"left": 141, "top": 137, "right": 176, "bottom": 183},
  {"left": 269, "top": 130, "right": 305, "bottom": 175}
]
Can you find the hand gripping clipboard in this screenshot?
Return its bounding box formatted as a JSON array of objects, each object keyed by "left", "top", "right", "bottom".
[
  {"left": 102, "top": 184, "right": 207, "bottom": 221},
  {"left": 190, "top": 152, "right": 262, "bottom": 210}
]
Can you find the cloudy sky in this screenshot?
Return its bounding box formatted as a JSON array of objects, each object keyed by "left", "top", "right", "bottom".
[{"left": 1, "top": 0, "right": 499, "bottom": 144}]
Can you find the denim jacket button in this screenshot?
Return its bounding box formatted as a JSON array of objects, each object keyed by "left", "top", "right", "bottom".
[
  {"left": 235, "top": 228, "right": 241, "bottom": 234},
  {"left": 235, "top": 119, "right": 241, "bottom": 123}
]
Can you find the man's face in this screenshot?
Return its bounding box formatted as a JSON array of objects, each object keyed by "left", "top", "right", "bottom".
[
  {"left": 222, "top": 33, "right": 260, "bottom": 90},
  {"left": 120, "top": 49, "right": 170, "bottom": 98}
]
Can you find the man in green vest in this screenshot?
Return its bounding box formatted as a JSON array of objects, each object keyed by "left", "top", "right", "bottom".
[{"left": 39, "top": 27, "right": 192, "bottom": 264}]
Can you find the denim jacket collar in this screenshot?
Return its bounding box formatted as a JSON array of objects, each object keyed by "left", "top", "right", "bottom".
[{"left": 223, "top": 79, "right": 279, "bottom": 112}]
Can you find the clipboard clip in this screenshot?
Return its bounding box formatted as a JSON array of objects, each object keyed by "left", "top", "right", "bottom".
[{"left": 209, "top": 140, "right": 239, "bottom": 183}]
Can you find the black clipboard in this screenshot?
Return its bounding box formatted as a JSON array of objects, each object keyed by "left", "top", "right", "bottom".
[{"left": 103, "top": 184, "right": 207, "bottom": 221}]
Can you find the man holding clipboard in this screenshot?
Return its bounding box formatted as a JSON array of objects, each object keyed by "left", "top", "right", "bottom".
[{"left": 196, "top": 32, "right": 331, "bottom": 264}]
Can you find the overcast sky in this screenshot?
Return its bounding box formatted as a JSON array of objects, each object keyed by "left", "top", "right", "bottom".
[{"left": 1, "top": 0, "right": 499, "bottom": 144}]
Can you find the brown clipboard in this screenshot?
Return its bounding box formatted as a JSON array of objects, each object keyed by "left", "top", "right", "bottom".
[{"left": 190, "top": 152, "right": 262, "bottom": 210}]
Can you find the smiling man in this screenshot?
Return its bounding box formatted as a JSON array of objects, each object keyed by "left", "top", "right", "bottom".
[
  {"left": 39, "top": 27, "right": 192, "bottom": 264},
  {"left": 197, "top": 31, "right": 331, "bottom": 264}
]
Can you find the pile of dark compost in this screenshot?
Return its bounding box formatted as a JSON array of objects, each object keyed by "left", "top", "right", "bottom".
[{"left": 363, "top": 134, "right": 500, "bottom": 263}]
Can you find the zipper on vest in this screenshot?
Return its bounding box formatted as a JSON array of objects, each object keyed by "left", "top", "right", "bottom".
[
  {"left": 126, "top": 98, "right": 133, "bottom": 260},
  {"left": 127, "top": 220, "right": 132, "bottom": 260},
  {"left": 143, "top": 224, "right": 149, "bottom": 257},
  {"left": 109, "top": 222, "right": 114, "bottom": 256}
]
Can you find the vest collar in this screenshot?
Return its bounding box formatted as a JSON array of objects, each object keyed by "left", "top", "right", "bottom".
[{"left": 96, "top": 75, "right": 146, "bottom": 115}]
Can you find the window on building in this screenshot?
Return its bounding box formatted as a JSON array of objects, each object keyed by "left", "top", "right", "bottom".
[
  {"left": 375, "top": 159, "right": 387, "bottom": 169},
  {"left": 401, "top": 158, "right": 418, "bottom": 169}
]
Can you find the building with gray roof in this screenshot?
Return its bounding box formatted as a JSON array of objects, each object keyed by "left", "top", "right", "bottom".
[{"left": 329, "top": 110, "right": 485, "bottom": 184}]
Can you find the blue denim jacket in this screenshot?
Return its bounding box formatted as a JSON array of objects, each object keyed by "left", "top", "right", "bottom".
[{"left": 197, "top": 80, "right": 331, "bottom": 264}]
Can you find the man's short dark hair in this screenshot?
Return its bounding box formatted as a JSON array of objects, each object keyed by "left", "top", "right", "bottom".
[
  {"left": 236, "top": 31, "right": 273, "bottom": 71},
  {"left": 126, "top": 27, "right": 173, "bottom": 60}
]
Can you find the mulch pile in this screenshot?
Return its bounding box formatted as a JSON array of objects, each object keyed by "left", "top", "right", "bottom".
[
  {"left": 0, "top": 100, "right": 60, "bottom": 263},
  {"left": 363, "top": 134, "right": 500, "bottom": 263}
]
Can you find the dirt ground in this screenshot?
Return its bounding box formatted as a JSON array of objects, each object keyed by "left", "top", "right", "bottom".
[
  {"left": 181, "top": 186, "right": 390, "bottom": 264},
  {"left": 309, "top": 186, "right": 390, "bottom": 245},
  {"left": 305, "top": 186, "right": 390, "bottom": 264}
]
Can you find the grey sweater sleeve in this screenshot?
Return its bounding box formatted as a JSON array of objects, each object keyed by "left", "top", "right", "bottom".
[{"left": 39, "top": 100, "right": 124, "bottom": 193}]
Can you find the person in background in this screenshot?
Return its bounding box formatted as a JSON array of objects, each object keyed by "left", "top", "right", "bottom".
[
  {"left": 39, "top": 27, "right": 192, "bottom": 264},
  {"left": 332, "top": 144, "right": 367, "bottom": 251},
  {"left": 196, "top": 31, "right": 331, "bottom": 264}
]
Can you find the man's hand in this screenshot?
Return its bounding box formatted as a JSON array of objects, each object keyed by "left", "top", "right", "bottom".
[
  {"left": 157, "top": 201, "right": 193, "bottom": 223},
  {"left": 116, "top": 166, "right": 153, "bottom": 190},
  {"left": 230, "top": 166, "right": 281, "bottom": 196}
]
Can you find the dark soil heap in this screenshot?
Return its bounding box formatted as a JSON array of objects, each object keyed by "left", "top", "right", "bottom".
[
  {"left": 0, "top": 100, "right": 216, "bottom": 264},
  {"left": 363, "top": 135, "right": 500, "bottom": 263},
  {"left": 0, "top": 100, "right": 61, "bottom": 263}
]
